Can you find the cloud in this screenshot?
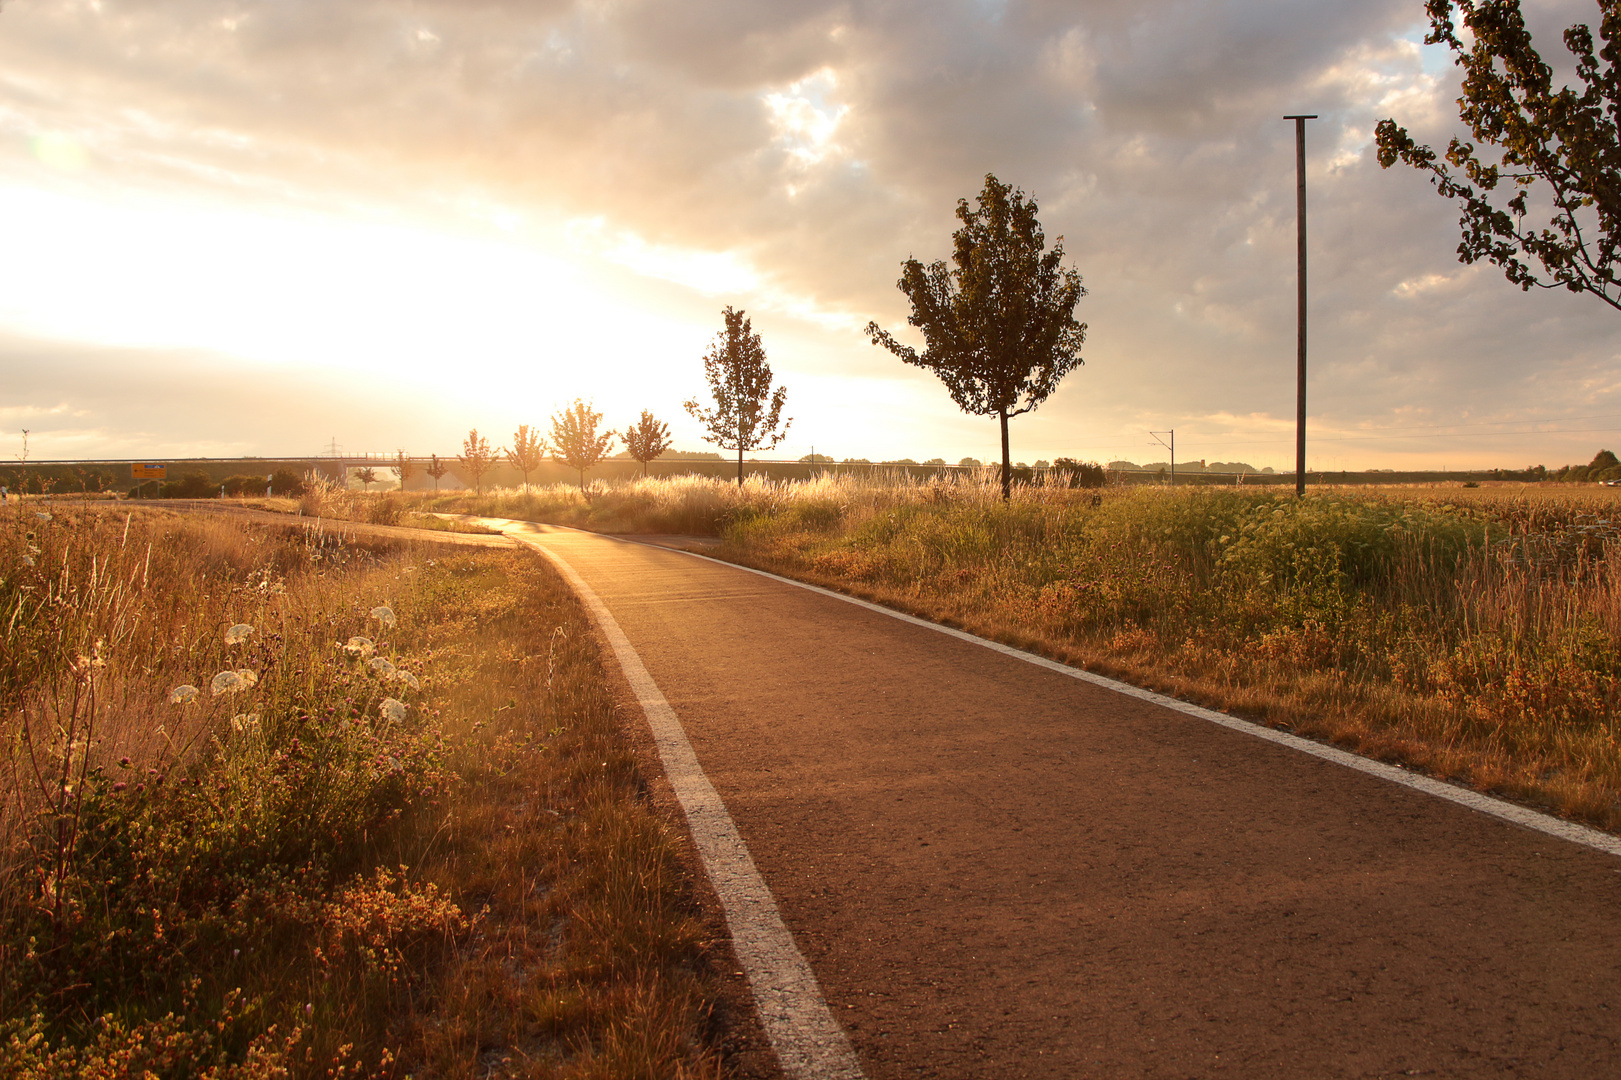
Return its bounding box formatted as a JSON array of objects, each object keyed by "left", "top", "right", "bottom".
[{"left": 0, "top": 0, "right": 1617, "bottom": 468}]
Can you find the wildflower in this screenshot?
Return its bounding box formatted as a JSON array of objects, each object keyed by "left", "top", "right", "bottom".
[
  {"left": 371, "top": 605, "right": 397, "bottom": 628},
  {"left": 379, "top": 698, "right": 407, "bottom": 724},
  {"left": 234, "top": 669, "right": 258, "bottom": 688},
  {"left": 35, "top": 511, "right": 51, "bottom": 522},
  {"left": 21, "top": 554, "right": 34, "bottom": 567},
  {"left": 343, "top": 636, "right": 375, "bottom": 659},
  {"left": 230, "top": 713, "right": 260, "bottom": 732},
  {"left": 211, "top": 671, "right": 245, "bottom": 696},
  {"left": 397, "top": 671, "right": 421, "bottom": 691},
  {"left": 168, "top": 684, "right": 199, "bottom": 704},
  {"left": 369, "top": 656, "right": 396, "bottom": 677},
  {"left": 224, "top": 623, "right": 254, "bottom": 645}
]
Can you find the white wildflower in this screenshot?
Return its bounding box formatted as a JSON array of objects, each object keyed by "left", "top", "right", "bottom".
[
  {"left": 22, "top": 554, "right": 34, "bottom": 567},
  {"left": 396, "top": 671, "right": 421, "bottom": 691},
  {"left": 371, "top": 605, "right": 397, "bottom": 628},
  {"left": 230, "top": 712, "right": 259, "bottom": 732},
  {"left": 168, "top": 684, "right": 199, "bottom": 704},
  {"left": 343, "top": 636, "right": 375, "bottom": 659},
  {"left": 379, "top": 698, "right": 407, "bottom": 724},
  {"left": 234, "top": 669, "right": 258, "bottom": 688},
  {"left": 35, "top": 512, "right": 51, "bottom": 522},
  {"left": 224, "top": 623, "right": 254, "bottom": 645},
  {"left": 369, "top": 656, "right": 396, "bottom": 677},
  {"left": 211, "top": 670, "right": 245, "bottom": 696}
]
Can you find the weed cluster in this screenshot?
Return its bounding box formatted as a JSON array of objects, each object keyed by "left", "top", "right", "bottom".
[{"left": 0, "top": 506, "right": 720, "bottom": 1077}]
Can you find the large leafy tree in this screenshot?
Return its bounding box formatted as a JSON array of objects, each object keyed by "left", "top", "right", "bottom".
[
  {"left": 1375, "top": 0, "right": 1621, "bottom": 312},
  {"left": 866, "top": 173, "right": 1087, "bottom": 500},
  {"left": 550, "top": 399, "right": 616, "bottom": 490},
  {"left": 622, "top": 410, "right": 674, "bottom": 477},
  {"left": 684, "top": 307, "right": 791, "bottom": 486}
]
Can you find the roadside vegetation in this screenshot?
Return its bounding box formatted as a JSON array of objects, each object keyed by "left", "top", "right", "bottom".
[
  {"left": 0, "top": 504, "right": 723, "bottom": 1078},
  {"left": 408, "top": 473, "right": 1621, "bottom": 830}
]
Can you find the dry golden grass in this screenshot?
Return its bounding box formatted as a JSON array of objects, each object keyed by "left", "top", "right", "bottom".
[
  {"left": 421, "top": 472, "right": 1621, "bottom": 831},
  {"left": 0, "top": 504, "right": 724, "bottom": 1078}
]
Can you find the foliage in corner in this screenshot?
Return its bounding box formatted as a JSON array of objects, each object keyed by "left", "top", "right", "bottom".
[{"left": 1376, "top": 0, "right": 1621, "bottom": 312}]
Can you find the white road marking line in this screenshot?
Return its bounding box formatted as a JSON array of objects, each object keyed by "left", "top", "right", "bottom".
[
  {"left": 631, "top": 542, "right": 1621, "bottom": 862},
  {"left": 513, "top": 533, "right": 867, "bottom": 1080}
]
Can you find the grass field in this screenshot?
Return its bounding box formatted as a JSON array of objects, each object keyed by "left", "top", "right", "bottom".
[
  {"left": 414, "top": 473, "right": 1621, "bottom": 831},
  {"left": 0, "top": 504, "right": 724, "bottom": 1078}
]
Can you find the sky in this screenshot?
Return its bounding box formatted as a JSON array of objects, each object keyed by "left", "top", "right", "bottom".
[{"left": 2, "top": 0, "right": 1619, "bottom": 471}]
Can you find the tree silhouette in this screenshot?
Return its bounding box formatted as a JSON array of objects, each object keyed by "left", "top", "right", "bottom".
[
  {"left": 1376, "top": 0, "right": 1621, "bottom": 312},
  {"left": 550, "top": 400, "right": 615, "bottom": 490},
  {"left": 458, "top": 429, "right": 498, "bottom": 495},
  {"left": 391, "top": 450, "right": 417, "bottom": 492},
  {"left": 684, "top": 306, "right": 791, "bottom": 486},
  {"left": 507, "top": 424, "right": 547, "bottom": 493},
  {"left": 354, "top": 467, "right": 378, "bottom": 492},
  {"left": 622, "top": 410, "right": 673, "bottom": 477},
  {"left": 425, "top": 454, "right": 449, "bottom": 493},
  {"left": 867, "top": 174, "right": 1087, "bottom": 500}
]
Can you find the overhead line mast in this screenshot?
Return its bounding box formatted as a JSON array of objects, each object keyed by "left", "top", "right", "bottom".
[{"left": 1285, "top": 114, "right": 1316, "bottom": 497}]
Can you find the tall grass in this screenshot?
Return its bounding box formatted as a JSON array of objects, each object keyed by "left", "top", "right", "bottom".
[
  {"left": 423, "top": 474, "right": 1621, "bottom": 827},
  {"left": 0, "top": 505, "right": 723, "bottom": 1077}
]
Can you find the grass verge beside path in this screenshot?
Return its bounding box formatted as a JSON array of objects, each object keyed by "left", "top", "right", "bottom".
[
  {"left": 1, "top": 505, "right": 725, "bottom": 1078},
  {"left": 421, "top": 475, "right": 1621, "bottom": 833}
]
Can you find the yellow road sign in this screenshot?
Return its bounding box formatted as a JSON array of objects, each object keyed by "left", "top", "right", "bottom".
[{"left": 131, "top": 463, "right": 167, "bottom": 480}]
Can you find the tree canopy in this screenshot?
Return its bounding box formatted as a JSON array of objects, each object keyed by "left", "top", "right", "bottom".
[
  {"left": 507, "top": 424, "right": 547, "bottom": 492},
  {"left": 458, "top": 429, "right": 497, "bottom": 495},
  {"left": 1375, "top": 0, "right": 1621, "bottom": 312},
  {"left": 622, "top": 410, "right": 673, "bottom": 476},
  {"left": 866, "top": 173, "right": 1087, "bottom": 499},
  {"left": 684, "top": 306, "right": 791, "bottom": 486},
  {"left": 550, "top": 400, "right": 616, "bottom": 489}
]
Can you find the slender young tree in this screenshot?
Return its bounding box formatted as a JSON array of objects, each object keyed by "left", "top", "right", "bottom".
[
  {"left": 354, "top": 466, "right": 378, "bottom": 492},
  {"left": 622, "top": 410, "right": 674, "bottom": 477},
  {"left": 684, "top": 307, "right": 792, "bottom": 486},
  {"left": 867, "top": 174, "right": 1087, "bottom": 500},
  {"left": 549, "top": 400, "right": 616, "bottom": 490},
  {"left": 1375, "top": 0, "right": 1621, "bottom": 312},
  {"left": 425, "top": 454, "right": 449, "bottom": 493},
  {"left": 507, "top": 424, "right": 547, "bottom": 492},
  {"left": 391, "top": 450, "right": 418, "bottom": 492},
  {"left": 458, "top": 429, "right": 498, "bottom": 495}
]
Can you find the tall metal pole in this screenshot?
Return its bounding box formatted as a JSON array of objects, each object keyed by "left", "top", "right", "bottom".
[{"left": 1285, "top": 115, "right": 1315, "bottom": 497}]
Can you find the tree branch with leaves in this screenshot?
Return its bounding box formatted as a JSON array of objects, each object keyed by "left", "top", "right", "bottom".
[{"left": 1375, "top": 0, "right": 1621, "bottom": 312}]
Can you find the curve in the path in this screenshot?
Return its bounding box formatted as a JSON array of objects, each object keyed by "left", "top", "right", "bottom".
[{"left": 510, "top": 520, "right": 1621, "bottom": 1080}]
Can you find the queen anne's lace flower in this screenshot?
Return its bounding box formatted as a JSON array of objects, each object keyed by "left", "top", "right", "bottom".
[
  {"left": 211, "top": 671, "right": 245, "bottom": 696},
  {"left": 168, "top": 684, "right": 199, "bottom": 704},
  {"left": 224, "top": 624, "right": 254, "bottom": 645},
  {"left": 369, "top": 656, "right": 396, "bottom": 678},
  {"left": 343, "top": 636, "right": 375, "bottom": 659},
  {"left": 234, "top": 669, "right": 258, "bottom": 688},
  {"left": 371, "top": 605, "right": 397, "bottom": 628},
  {"left": 379, "top": 698, "right": 407, "bottom": 724},
  {"left": 397, "top": 671, "right": 421, "bottom": 691}
]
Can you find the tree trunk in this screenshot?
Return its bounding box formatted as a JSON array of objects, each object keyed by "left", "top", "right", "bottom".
[
  {"left": 999, "top": 409, "right": 1012, "bottom": 501},
  {"left": 737, "top": 446, "right": 744, "bottom": 487}
]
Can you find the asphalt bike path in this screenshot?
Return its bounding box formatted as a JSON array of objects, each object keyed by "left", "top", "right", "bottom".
[{"left": 496, "top": 521, "right": 1621, "bottom": 1080}]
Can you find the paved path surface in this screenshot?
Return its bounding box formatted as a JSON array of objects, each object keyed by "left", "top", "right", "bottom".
[{"left": 507, "top": 522, "right": 1621, "bottom": 1080}]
